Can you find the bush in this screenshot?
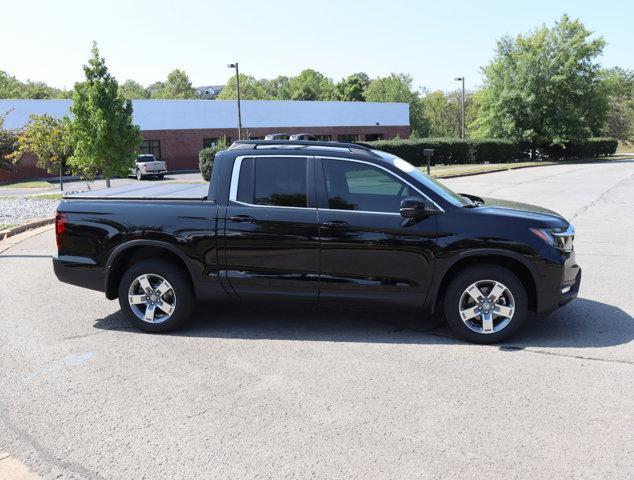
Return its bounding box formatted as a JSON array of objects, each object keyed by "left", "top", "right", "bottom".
[
  {"left": 199, "top": 137, "right": 228, "bottom": 181},
  {"left": 366, "top": 137, "right": 617, "bottom": 165},
  {"left": 366, "top": 138, "right": 518, "bottom": 166},
  {"left": 539, "top": 138, "right": 618, "bottom": 160}
]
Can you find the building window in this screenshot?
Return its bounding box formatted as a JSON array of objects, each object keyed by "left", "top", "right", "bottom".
[
  {"left": 314, "top": 135, "right": 331, "bottom": 141},
  {"left": 203, "top": 137, "right": 231, "bottom": 149},
  {"left": 140, "top": 140, "right": 161, "bottom": 159},
  {"left": 365, "top": 133, "right": 384, "bottom": 141},
  {"left": 337, "top": 134, "right": 359, "bottom": 142}
]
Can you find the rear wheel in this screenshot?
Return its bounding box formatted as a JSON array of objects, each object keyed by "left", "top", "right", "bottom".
[
  {"left": 118, "top": 259, "right": 194, "bottom": 332},
  {"left": 443, "top": 265, "right": 528, "bottom": 344}
]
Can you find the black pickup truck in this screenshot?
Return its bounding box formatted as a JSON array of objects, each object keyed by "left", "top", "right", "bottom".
[{"left": 53, "top": 140, "right": 580, "bottom": 343}]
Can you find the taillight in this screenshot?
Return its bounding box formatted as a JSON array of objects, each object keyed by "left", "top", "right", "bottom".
[{"left": 55, "top": 211, "right": 68, "bottom": 248}]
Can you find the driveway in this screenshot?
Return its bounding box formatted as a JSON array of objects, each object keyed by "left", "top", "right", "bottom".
[{"left": 0, "top": 161, "right": 632, "bottom": 479}]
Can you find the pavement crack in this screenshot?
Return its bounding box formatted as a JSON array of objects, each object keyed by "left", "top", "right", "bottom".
[
  {"left": 570, "top": 171, "right": 634, "bottom": 221},
  {"left": 0, "top": 403, "right": 106, "bottom": 480}
]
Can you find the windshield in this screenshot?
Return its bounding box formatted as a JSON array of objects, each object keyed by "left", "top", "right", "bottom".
[{"left": 371, "top": 150, "right": 471, "bottom": 207}]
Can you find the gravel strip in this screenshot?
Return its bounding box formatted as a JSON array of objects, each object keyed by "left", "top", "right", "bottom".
[{"left": 0, "top": 197, "right": 59, "bottom": 226}]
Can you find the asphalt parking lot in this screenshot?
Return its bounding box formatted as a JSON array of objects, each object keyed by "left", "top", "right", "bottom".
[{"left": 0, "top": 161, "right": 632, "bottom": 479}]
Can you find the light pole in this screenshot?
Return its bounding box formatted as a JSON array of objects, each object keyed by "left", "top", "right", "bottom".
[
  {"left": 454, "top": 76, "right": 465, "bottom": 140},
  {"left": 227, "top": 62, "right": 242, "bottom": 140}
]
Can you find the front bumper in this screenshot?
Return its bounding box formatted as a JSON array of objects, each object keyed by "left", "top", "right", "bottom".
[
  {"left": 53, "top": 256, "right": 105, "bottom": 292},
  {"left": 537, "top": 268, "right": 581, "bottom": 314}
]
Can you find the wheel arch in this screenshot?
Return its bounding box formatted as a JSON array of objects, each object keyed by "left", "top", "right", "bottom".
[
  {"left": 105, "top": 240, "right": 196, "bottom": 299},
  {"left": 430, "top": 250, "right": 539, "bottom": 314}
]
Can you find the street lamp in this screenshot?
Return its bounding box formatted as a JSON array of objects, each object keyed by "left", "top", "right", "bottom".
[
  {"left": 454, "top": 76, "right": 465, "bottom": 140},
  {"left": 227, "top": 62, "right": 243, "bottom": 140}
]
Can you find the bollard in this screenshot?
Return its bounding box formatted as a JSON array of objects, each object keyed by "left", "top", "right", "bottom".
[{"left": 423, "top": 148, "right": 434, "bottom": 175}]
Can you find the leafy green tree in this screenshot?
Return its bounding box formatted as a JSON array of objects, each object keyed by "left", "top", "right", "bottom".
[
  {"left": 364, "top": 73, "right": 428, "bottom": 136},
  {"left": 153, "top": 69, "right": 196, "bottom": 99},
  {"left": 0, "top": 70, "right": 69, "bottom": 99},
  {"left": 119, "top": 79, "right": 149, "bottom": 99},
  {"left": 0, "top": 111, "right": 18, "bottom": 171},
  {"left": 288, "top": 69, "right": 335, "bottom": 101},
  {"left": 217, "top": 74, "right": 271, "bottom": 100},
  {"left": 472, "top": 15, "right": 608, "bottom": 150},
  {"left": 261, "top": 76, "right": 292, "bottom": 99},
  {"left": 600, "top": 67, "right": 634, "bottom": 142},
  {"left": 11, "top": 114, "right": 73, "bottom": 190},
  {"left": 422, "top": 90, "right": 460, "bottom": 137},
  {"left": 68, "top": 42, "right": 142, "bottom": 186},
  {"left": 335, "top": 73, "right": 370, "bottom": 101}
]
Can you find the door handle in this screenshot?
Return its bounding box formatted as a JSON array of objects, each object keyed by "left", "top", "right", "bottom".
[
  {"left": 322, "top": 220, "right": 349, "bottom": 229},
  {"left": 229, "top": 215, "right": 256, "bottom": 223}
]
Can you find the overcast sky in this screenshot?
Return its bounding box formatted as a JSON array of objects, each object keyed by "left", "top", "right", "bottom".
[{"left": 2, "top": 0, "right": 631, "bottom": 93}]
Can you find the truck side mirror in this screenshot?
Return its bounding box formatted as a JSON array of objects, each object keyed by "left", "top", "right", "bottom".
[{"left": 400, "top": 197, "right": 437, "bottom": 218}]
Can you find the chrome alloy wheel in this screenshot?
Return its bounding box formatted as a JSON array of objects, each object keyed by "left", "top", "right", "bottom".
[
  {"left": 458, "top": 279, "right": 515, "bottom": 334},
  {"left": 128, "top": 274, "right": 176, "bottom": 324}
]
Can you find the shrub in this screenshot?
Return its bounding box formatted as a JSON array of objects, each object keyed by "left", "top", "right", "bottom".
[
  {"left": 366, "top": 138, "right": 517, "bottom": 166},
  {"left": 199, "top": 137, "right": 228, "bottom": 181},
  {"left": 539, "top": 138, "right": 618, "bottom": 160},
  {"left": 366, "top": 137, "right": 617, "bottom": 164}
]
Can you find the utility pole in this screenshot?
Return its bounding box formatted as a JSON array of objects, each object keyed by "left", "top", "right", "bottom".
[
  {"left": 454, "top": 76, "right": 465, "bottom": 139},
  {"left": 227, "top": 63, "right": 243, "bottom": 140}
]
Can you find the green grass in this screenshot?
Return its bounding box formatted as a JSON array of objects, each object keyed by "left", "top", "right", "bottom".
[
  {"left": 426, "top": 161, "right": 555, "bottom": 178},
  {"left": 33, "top": 193, "right": 63, "bottom": 200},
  {"left": 0, "top": 224, "right": 14, "bottom": 230},
  {"left": 1, "top": 180, "right": 52, "bottom": 189}
]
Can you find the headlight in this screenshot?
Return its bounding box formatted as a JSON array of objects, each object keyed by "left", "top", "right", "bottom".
[{"left": 530, "top": 225, "right": 574, "bottom": 251}]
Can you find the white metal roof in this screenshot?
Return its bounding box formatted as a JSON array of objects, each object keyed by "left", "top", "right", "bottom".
[{"left": 0, "top": 99, "right": 409, "bottom": 130}]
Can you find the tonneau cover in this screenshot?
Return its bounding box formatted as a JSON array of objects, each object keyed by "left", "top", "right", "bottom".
[{"left": 63, "top": 183, "right": 209, "bottom": 200}]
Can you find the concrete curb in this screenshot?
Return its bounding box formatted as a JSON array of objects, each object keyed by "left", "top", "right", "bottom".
[{"left": 1, "top": 217, "right": 55, "bottom": 241}]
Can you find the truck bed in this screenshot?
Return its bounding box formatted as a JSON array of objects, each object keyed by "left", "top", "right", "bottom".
[{"left": 63, "top": 183, "right": 209, "bottom": 200}]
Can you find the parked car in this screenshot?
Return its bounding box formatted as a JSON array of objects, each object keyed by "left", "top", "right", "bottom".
[
  {"left": 53, "top": 140, "right": 580, "bottom": 343},
  {"left": 289, "top": 133, "right": 318, "bottom": 141},
  {"left": 264, "top": 133, "right": 290, "bottom": 140},
  {"left": 130, "top": 154, "right": 167, "bottom": 180}
]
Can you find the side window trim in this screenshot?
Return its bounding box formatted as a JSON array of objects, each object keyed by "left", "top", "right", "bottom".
[
  {"left": 316, "top": 156, "right": 444, "bottom": 214},
  {"left": 229, "top": 155, "right": 316, "bottom": 210}
]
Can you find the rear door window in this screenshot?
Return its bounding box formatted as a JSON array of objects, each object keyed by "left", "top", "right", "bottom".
[{"left": 236, "top": 157, "right": 308, "bottom": 208}]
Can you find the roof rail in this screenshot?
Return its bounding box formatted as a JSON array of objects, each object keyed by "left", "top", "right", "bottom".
[{"left": 228, "top": 140, "right": 378, "bottom": 157}]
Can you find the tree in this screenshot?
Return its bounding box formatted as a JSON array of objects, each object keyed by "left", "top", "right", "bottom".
[
  {"left": 152, "top": 69, "right": 196, "bottom": 99},
  {"left": 288, "top": 69, "right": 335, "bottom": 101},
  {"left": 600, "top": 67, "right": 634, "bottom": 143},
  {"left": 11, "top": 114, "right": 73, "bottom": 190},
  {"left": 217, "top": 74, "right": 271, "bottom": 100},
  {"left": 68, "top": 42, "right": 142, "bottom": 186},
  {"left": 422, "top": 90, "right": 460, "bottom": 137},
  {"left": 261, "top": 76, "right": 292, "bottom": 99},
  {"left": 0, "top": 70, "right": 70, "bottom": 99},
  {"left": 119, "top": 79, "right": 149, "bottom": 99},
  {"left": 335, "top": 73, "right": 370, "bottom": 101},
  {"left": 364, "top": 73, "right": 428, "bottom": 136},
  {"left": 0, "top": 111, "right": 18, "bottom": 171},
  {"left": 472, "top": 15, "right": 608, "bottom": 150}
]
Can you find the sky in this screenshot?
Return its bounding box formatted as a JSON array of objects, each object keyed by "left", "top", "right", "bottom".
[{"left": 1, "top": 0, "right": 632, "bottom": 93}]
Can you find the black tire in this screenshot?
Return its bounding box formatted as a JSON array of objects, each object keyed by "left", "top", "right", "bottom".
[
  {"left": 443, "top": 265, "right": 528, "bottom": 344},
  {"left": 136, "top": 169, "right": 143, "bottom": 180},
  {"left": 157, "top": 174, "right": 164, "bottom": 180},
  {"left": 118, "top": 259, "right": 194, "bottom": 333}
]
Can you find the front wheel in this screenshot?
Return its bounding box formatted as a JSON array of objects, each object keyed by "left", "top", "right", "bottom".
[
  {"left": 443, "top": 265, "right": 528, "bottom": 344},
  {"left": 136, "top": 169, "right": 143, "bottom": 180},
  {"left": 118, "top": 259, "right": 194, "bottom": 332}
]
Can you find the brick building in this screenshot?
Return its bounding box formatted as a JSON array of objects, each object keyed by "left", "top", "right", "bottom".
[{"left": 0, "top": 99, "right": 410, "bottom": 183}]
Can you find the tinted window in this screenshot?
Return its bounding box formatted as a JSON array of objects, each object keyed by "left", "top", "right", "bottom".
[
  {"left": 237, "top": 157, "right": 308, "bottom": 207},
  {"left": 322, "top": 159, "right": 414, "bottom": 213}
]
